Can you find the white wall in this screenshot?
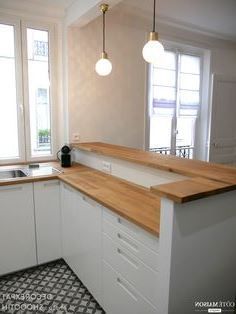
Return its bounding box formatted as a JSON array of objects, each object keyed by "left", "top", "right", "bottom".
[{"left": 68, "top": 3, "right": 236, "bottom": 150}]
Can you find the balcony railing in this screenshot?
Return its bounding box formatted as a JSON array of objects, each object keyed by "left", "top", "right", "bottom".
[
  {"left": 38, "top": 135, "right": 50, "bottom": 145},
  {"left": 150, "top": 145, "right": 194, "bottom": 159}
]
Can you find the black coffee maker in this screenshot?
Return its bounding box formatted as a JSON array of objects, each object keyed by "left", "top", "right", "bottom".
[{"left": 57, "top": 145, "right": 71, "bottom": 167}]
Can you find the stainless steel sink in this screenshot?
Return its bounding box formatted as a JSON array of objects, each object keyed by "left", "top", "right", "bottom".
[{"left": 0, "top": 169, "right": 27, "bottom": 180}]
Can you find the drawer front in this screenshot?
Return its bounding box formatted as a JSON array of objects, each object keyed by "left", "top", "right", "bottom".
[
  {"left": 103, "top": 233, "right": 159, "bottom": 309},
  {"left": 103, "top": 207, "right": 159, "bottom": 253},
  {"left": 103, "top": 219, "right": 159, "bottom": 271},
  {"left": 103, "top": 261, "right": 157, "bottom": 314}
]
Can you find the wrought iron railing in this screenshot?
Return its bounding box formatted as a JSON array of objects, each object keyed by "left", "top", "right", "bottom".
[
  {"left": 150, "top": 145, "right": 194, "bottom": 159},
  {"left": 38, "top": 135, "right": 51, "bottom": 145}
]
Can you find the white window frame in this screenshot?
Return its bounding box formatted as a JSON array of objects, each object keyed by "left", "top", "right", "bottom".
[
  {"left": 145, "top": 40, "right": 209, "bottom": 160},
  {"left": 0, "top": 15, "right": 57, "bottom": 164},
  {"left": 21, "top": 20, "right": 57, "bottom": 162},
  {"left": 0, "top": 15, "right": 26, "bottom": 164}
]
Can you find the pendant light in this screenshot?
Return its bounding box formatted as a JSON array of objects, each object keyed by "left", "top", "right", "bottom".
[
  {"left": 95, "top": 3, "right": 112, "bottom": 76},
  {"left": 142, "top": 0, "right": 164, "bottom": 65}
]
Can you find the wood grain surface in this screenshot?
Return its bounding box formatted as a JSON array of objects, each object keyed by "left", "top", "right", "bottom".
[
  {"left": 60, "top": 166, "right": 161, "bottom": 236},
  {"left": 73, "top": 142, "right": 236, "bottom": 184},
  {"left": 0, "top": 162, "right": 160, "bottom": 236}
]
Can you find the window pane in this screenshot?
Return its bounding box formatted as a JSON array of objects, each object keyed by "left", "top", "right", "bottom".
[
  {"left": 0, "top": 24, "right": 19, "bottom": 159},
  {"left": 180, "top": 90, "right": 199, "bottom": 105},
  {"left": 0, "top": 24, "right": 15, "bottom": 57},
  {"left": 150, "top": 116, "right": 172, "bottom": 149},
  {"left": 153, "top": 69, "right": 176, "bottom": 87},
  {"left": 180, "top": 73, "right": 200, "bottom": 91},
  {"left": 180, "top": 55, "right": 200, "bottom": 74},
  {"left": 153, "top": 86, "right": 176, "bottom": 102},
  {"left": 154, "top": 51, "right": 176, "bottom": 70},
  {"left": 27, "top": 28, "right": 51, "bottom": 157},
  {"left": 176, "top": 117, "right": 195, "bottom": 158}
]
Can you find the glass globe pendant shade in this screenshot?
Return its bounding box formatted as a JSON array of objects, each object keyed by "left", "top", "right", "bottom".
[
  {"left": 142, "top": 32, "right": 164, "bottom": 65},
  {"left": 95, "top": 52, "right": 112, "bottom": 76}
]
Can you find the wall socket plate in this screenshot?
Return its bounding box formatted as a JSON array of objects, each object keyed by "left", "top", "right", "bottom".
[
  {"left": 102, "top": 161, "right": 112, "bottom": 173},
  {"left": 72, "top": 133, "right": 80, "bottom": 142}
]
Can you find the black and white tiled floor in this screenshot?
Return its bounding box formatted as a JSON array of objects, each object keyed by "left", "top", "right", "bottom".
[{"left": 0, "top": 259, "right": 105, "bottom": 314}]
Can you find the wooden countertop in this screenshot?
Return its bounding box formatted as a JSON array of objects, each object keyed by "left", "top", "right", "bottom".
[
  {"left": 72, "top": 142, "right": 236, "bottom": 203},
  {"left": 0, "top": 162, "right": 82, "bottom": 186},
  {"left": 0, "top": 162, "right": 160, "bottom": 236},
  {"left": 60, "top": 165, "right": 160, "bottom": 236}
]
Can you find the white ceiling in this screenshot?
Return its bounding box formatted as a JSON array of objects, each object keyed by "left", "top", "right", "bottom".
[
  {"left": 124, "top": 0, "right": 236, "bottom": 40},
  {"left": 31, "top": 0, "right": 75, "bottom": 9}
]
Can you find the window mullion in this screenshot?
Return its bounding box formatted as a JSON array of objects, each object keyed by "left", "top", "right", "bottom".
[
  {"left": 171, "top": 51, "right": 179, "bottom": 154},
  {"left": 20, "top": 21, "right": 31, "bottom": 161}
]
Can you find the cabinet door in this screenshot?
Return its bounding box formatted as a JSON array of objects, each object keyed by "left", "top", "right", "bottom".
[
  {"left": 0, "top": 183, "right": 37, "bottom": 275},
  {"left": 61, "top": 184, "right": 102, "bottom": 305},
  {"left": 34, "top": 180, "right": 62, "bottom": 264},
  {"left": 61, "top": 183, "right": 79, "bottom": 269},
  {"left": 75, "top": 193, "right": 102, "bottom": 304}
]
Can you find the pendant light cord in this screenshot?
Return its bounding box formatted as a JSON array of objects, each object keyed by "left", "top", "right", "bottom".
[
  {"left": 152, "top": 0, "right": 156, "bottom": 32},
  {"left": 103, "top": 10, "right": 106, "bottom": 53}
]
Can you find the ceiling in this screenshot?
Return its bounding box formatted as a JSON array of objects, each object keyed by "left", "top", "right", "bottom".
[
  {"left": 124, "top": 0, "right": 236, "bottom": 40},
  {"left": 26, "top": 0, "right": 75, "bottom": 9}
]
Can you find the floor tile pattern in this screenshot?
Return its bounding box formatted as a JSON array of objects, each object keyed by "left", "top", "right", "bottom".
[{"left": 0, "top": 259, "right": 105, "bottom": 314}]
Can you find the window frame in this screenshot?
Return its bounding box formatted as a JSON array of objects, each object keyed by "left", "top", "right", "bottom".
[
  {"left": 21, "top": 20, "right": 57, "bottom": 162},
  {"left": 146, "top": 41, "right": 205, "bottom": 159},
  {"left": 0, "top": 16, "right": 57, "bottom": 164},
  {"left": 0, "top": 15, "right": 26, "bottom": 164}
]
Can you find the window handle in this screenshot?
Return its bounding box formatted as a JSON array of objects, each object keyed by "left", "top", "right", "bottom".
[{"left": 19, "top": 104, "right": 24, "bottom": 115}]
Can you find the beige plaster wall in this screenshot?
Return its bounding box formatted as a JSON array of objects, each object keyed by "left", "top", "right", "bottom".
[{"left": 67, "top": 5, "right": 236, "bottom": 149}]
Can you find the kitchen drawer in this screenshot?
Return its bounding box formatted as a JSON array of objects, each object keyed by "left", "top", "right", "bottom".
[
  {"left": 103, "top": 207, "right": 159, "bottom": 253},
  {"left": 103, "top": 233, "right": 159, "bottom": 309},
  {"left": 103, "top": 261, "right": 157, "bottom": 314},
  {"left": 103, "top": 218, "right": 159, "bottom": 272}
]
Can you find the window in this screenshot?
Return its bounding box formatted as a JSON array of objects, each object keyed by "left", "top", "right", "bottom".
[
  {"left": 149, "top": 49, "right": 202, "bottom": 159},
  {"left": 27, "top": 28, "right": 52, "bottom": 157},
  {"left": 0, "top": 24, "right": 20, "bottom": 160},
  {"left": 0, "top": 17, "right": 56, "bottom": 163}
]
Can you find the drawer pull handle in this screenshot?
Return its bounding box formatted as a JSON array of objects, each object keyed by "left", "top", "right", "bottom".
[
  {"left": 117, "top": 233, "right": 138, "bottom": 252},
  {"left": 82, "top": 195, "right": 96, "bottom": 206},
  {"left": 43, "top": 181, "right": 59, "bottom": 187},
  {"left": 0, "top": 186, "right": 23, "bottom": 192},
  {"left": 64, "top": 184, "right": 74, "bottom": 192},
  {"left": 117, "top": 248, "right": 138, "bottom": 269},
  {"left": 117, "top": 277, "right": 137, "bottom": 301}
]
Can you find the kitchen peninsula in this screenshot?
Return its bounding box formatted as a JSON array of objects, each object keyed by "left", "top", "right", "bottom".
[
  {"left": 72, "top": 142, "right": 236, "bottom": 314},
  {"left": 0, "top": 142, "right": 236, "bottom": 314}
]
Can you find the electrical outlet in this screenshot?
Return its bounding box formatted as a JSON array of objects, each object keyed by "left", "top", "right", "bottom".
[
  {"left": 102, "top": 161, "right": 112, "bottom": 173},
  {"left": 72, "top": 133, "right": 80, "bottom": 142}
]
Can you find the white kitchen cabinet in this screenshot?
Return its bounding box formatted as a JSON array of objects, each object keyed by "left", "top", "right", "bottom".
[
  {"left": 0, "top": 183, "right": 37, "bottom": 275},
  {"left": 103, "top": 261, "right": 157, "bottom": 314},
  {"left": 61, "top": 183, "right": 102, "bottom": 305},
  {"left": 102, "top": 209, "right": 159, "bottom": 313},
  {"left": 34, "top": 180, "right": 62, "bottom": 264},
  {"left": 61, "top": 183, "right": 79, "bottom": 270}
]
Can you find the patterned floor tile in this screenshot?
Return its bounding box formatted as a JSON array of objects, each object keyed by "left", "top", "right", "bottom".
[{"left": 0, "top": 259, "right": 105, "bottom": 314}]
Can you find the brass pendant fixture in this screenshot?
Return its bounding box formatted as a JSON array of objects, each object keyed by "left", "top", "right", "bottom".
[
  {"left": 95, "top": 3, "right": 112, "bottom": 76},
  {"left": 142, "top": 0, "right": 164, "bottom": 65}
]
